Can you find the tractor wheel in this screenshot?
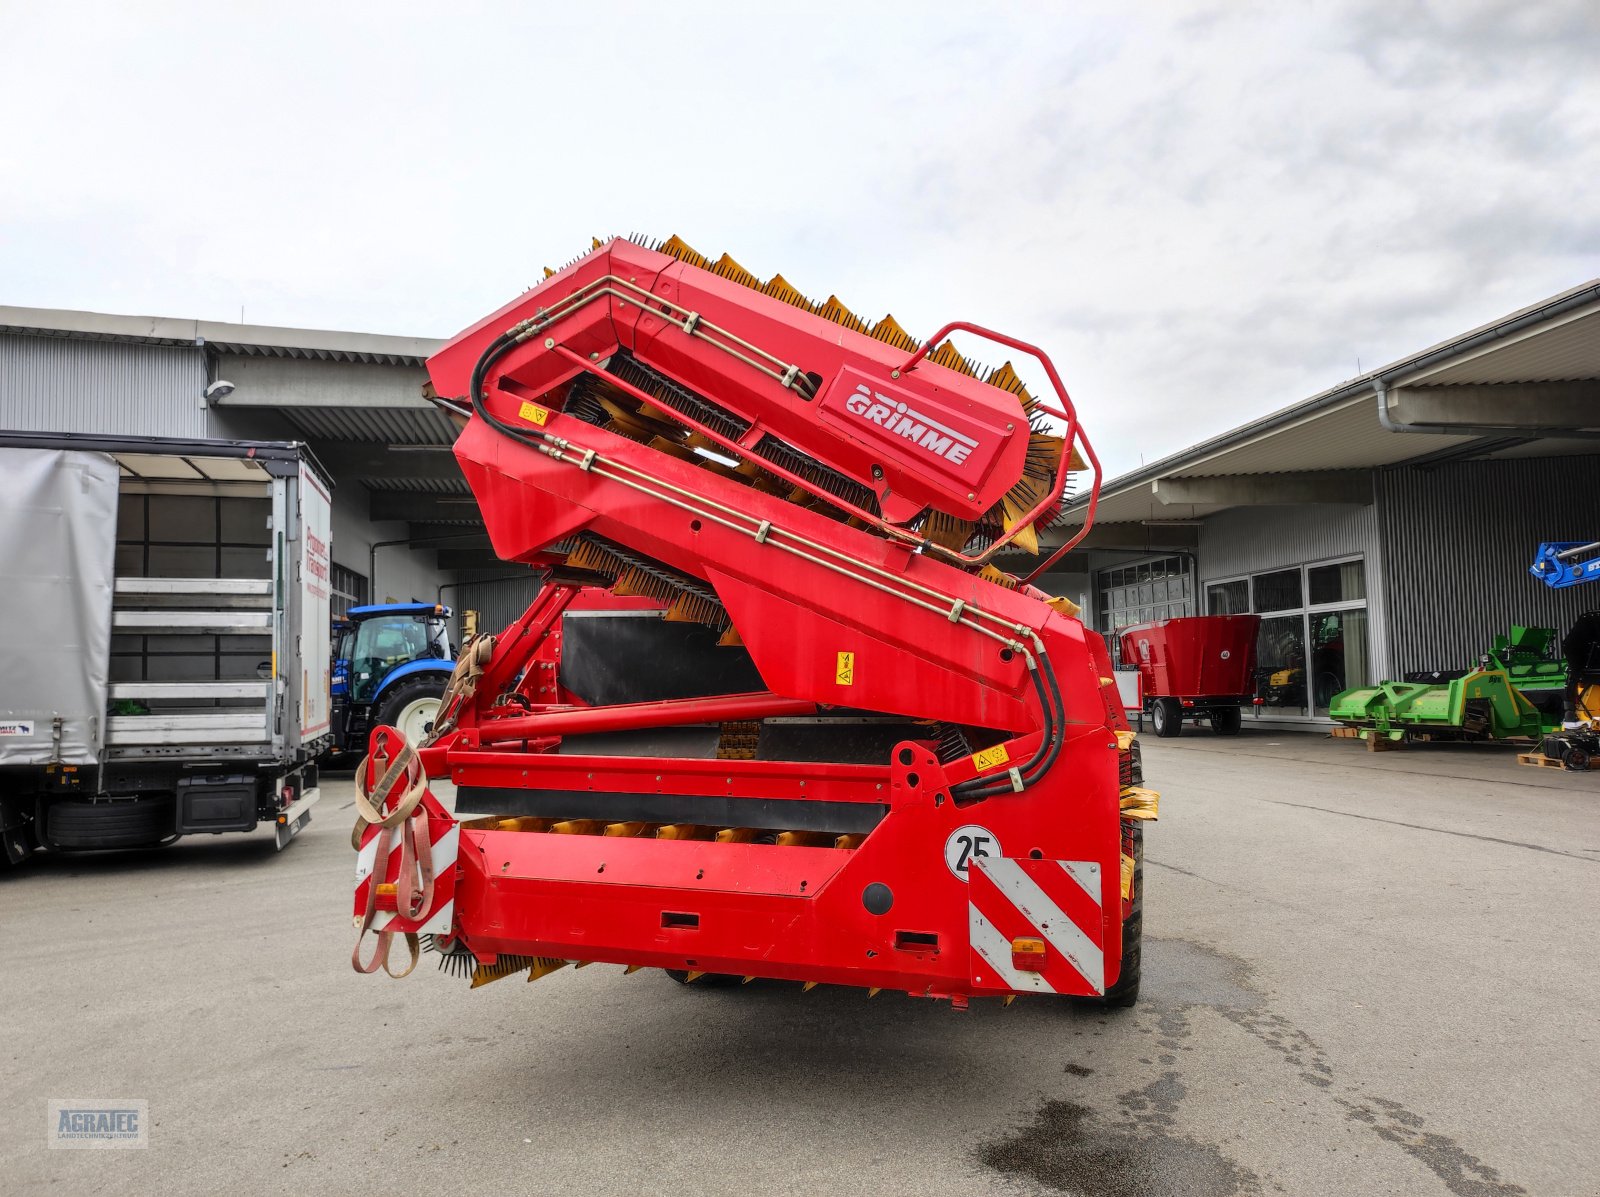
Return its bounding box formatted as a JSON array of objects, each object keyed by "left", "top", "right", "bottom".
[
  {"left": 1151, "top": 698, "right": 1183, "bottom": 738},
  {"left": 1209, "top": 706, "right": 1243, "bottom": 736},
  {"left": 1099, "top": 821, "right": 1143, "bottom": 1008},
  {"left": 665, "top": 969, "right": 742, "bottom": 987},
  {"left": 1564, "top": 744, "right": 1592, "bottom": 772},
  {"left": 374, "top": 677, "right": 448, "bottom": 747}
]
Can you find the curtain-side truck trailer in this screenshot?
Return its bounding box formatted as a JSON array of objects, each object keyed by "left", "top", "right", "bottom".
[{"left": 0, "top": 432, "right": 332, "bottom": 865}]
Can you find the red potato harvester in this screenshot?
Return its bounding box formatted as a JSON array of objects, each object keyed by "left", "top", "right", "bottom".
[
  {"left": 1119, "top": 614, "right": 1261, "bottom": 738},
  {"left": 350, "top": 236, "right": 1159, "bottom": 1008}
]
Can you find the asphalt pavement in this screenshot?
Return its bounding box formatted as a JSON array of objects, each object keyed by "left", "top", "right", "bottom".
[{"left": 3, "top": 729, "right": 1597, "bottom": 1196}]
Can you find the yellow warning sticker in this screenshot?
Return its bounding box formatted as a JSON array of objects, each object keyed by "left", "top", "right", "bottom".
[
  {"left": 970, "top": 743, "right": 1009, "bottom": 772},
  {"left": 835, "top": 651, "right": 855, "bottom": 686},
  {"left": 518, "top": 401, "right": 550, "bottom": 426},
  {"left": 1120, "top": 852, "right": 1135, "bottom": 900}
]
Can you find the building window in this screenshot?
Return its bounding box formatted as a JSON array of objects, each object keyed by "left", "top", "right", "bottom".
[
  {"left": 1307, "top": 560, "right": 1366, "bottom": 605},
  {"left": 1207, "top": 557, "right": 1370, "bottom": 718},
  {"left": 1252, "top": 568, "right": 1302, "bottom": 613},
  {"left": 1206, "top": 580, "right": 1248, "bottom": 615},
  {"left": 330, "top": 563, "right": 369, "bottom": 620},
  {"left": 1095, "top": 555, "right": 1195, "bottom": 666}
]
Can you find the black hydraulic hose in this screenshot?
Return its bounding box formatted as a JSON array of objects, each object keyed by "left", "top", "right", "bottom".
[
  {"left": 470, "top": 332, "right": 557, "bottom": 454},
  {"left": 952, "top": 647, "right": 1063, "bottom": 801},
  {"left": 955, "top": 645, "right": 1070, "bottom": 801}
]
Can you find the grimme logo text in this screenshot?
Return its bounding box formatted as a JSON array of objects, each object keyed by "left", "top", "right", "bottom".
[{"left": 845, "top": 385, "right": 978, "bottom": 465}]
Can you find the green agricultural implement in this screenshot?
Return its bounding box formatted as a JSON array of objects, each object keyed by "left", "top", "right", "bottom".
[{"left": 1330, "top": 626, "right": 1568, "bottom": 743}]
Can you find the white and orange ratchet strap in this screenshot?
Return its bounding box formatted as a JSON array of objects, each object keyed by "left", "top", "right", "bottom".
[{"left": 351, "top": 731, "right": 436, "bottom": 977}]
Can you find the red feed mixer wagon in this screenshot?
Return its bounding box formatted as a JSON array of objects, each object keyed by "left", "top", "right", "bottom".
[
  {"left": 1119, "top": 614, "right": 1260, "bottom": 737},
  {"left": 349, "top": 235, "right": 1160, "bottom": 1009}
]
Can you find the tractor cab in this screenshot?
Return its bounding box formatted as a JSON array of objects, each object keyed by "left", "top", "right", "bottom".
[{"left": 329, "top": 603, "right": 455, "bottom": 759}]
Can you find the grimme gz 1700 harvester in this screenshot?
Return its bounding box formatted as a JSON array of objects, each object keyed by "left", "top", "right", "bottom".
[{"left": 350, "top": 235, "right": 1158, "bottom": 1008}]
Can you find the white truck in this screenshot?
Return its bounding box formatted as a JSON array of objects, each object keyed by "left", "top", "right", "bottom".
[{"left": 0, "top": 432, "right": 332, "bottom": 864}]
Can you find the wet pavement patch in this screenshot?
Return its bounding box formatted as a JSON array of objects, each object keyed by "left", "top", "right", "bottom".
[
  {"left": 976, "top": 937, "right": 1528, "bottom": 1195},
  {"left": 1341, "top": 1098, "right": 1527, "bottom": 1197},
  {"left": 976, "top": 1098, "right": 1261, "bottom": 1197}
]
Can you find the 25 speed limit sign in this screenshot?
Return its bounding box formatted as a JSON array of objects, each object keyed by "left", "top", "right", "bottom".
[{"left": 945, "top": 825, "right": 1000, "bottom": 880}]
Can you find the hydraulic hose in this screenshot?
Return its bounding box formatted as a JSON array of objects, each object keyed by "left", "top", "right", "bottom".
[
  {"left": 951, "top": 646, "right": 1066, "bottom": 802},
  {"left": 470, "top": 332, "right": 555, "bottom": 453},
  {"left": 468, "top": 327, "right": 1071, "bottom": 803}
]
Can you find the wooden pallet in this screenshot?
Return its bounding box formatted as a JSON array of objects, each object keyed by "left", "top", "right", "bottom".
[
  {"left": 1517, "top": 751, "right": 1598, "bottom": 771},
  {"left": 1329, "top": 726, "right": 1405, "bottom": 749}
]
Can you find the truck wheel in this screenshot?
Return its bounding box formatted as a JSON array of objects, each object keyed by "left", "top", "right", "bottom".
[
  {"left": 1209, "top": 706, "right": 1243, "bottom": 736},
  {"left": 665, "top": 969, "right": 742, "bottom": 987},
  {"left": 46, "top": 796, "right": 176, "bottom": 850},
  {"left": 375, "top": 677, "right": 448, "bottom": 747},
  {"left": 1151, "top": 698, "right": 1182, "bottom": 738},
  {"left": 1099, "top": 822, "right": 1143, "bottom": 1008}
]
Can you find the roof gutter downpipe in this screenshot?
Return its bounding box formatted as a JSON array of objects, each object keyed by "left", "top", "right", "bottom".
[{"left": 370, "top": 533, "right": 490, "bottom": 597}]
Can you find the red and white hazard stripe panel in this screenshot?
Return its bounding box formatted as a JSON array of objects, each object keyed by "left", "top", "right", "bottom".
[
  {"left": 352, "top": 795, "right": 458, "bottom": 936},
  {"left": 968, "top": 856, "right": 1105, "bottom": 996}
]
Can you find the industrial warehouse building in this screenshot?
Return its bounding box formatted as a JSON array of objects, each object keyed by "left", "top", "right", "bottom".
[
  {"left": 4, "top": 281, "right": 1597, "bottom": 730},
  {"left": 0, "top": 305, "right": 538, "bottom": 639},
  {"left": 1047, "top": 280, "right": 1600, "bottom": 726}
]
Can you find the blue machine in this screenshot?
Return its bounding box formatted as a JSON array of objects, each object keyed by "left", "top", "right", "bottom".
[
  {"left": 1528, "top": 541, "right": 1600, "bottom": 767},
  {"left": 1530, "top": 541, "right": 1600, "bottom": 589},
  {"left": 329, "top": 602, "right": 455, "bottom": 758}
]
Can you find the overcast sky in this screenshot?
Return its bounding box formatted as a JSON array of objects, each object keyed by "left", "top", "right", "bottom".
[{"left": 3, "top": 1, "right": 1595, "bottom": 477}]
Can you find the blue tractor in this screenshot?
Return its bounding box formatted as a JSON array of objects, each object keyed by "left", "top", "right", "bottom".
[{"left": 330, "top": 602, "right": 456, "bottom": 760}]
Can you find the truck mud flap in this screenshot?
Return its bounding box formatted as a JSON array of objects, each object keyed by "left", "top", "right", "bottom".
[{"left": 274, "top": 785, "right": 321, "bottom": 851}]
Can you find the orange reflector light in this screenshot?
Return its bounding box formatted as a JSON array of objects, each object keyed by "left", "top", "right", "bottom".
[{"left": 1011, "top": 936, "right": 1047, "bottom": 972}]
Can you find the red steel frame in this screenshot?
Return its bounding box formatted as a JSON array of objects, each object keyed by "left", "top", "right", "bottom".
[{"left": 356, "top": 238, "right": 1131, "bottom": 1002}]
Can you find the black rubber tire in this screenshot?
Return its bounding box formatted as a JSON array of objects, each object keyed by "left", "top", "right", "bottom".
[
  {"left": 373, "top": 676, "right": 449, "bottom": 744},
  {"left": 1564, "top": 746, "right": 1592, "bottom": 772},
  {"left": 1210, "top": 706, "right": 1243, "bottom": 736},
  {"left": 46, "top": 796, "right": 176, "bottom": 850},
  {"left": 1151, "top": 698, "right": 1183, "bottom": 738},
  {"left": 664, "top": 969, "right": 742, "bottom": 987},
  {"left": 1100, "top": 822, "right": 1143, "bottom": 1008}
]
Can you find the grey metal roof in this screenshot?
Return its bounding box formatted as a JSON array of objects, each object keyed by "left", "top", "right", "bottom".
[
  {"left": 1062, "top": 278, "right": 1600, "bottom": 529},
  {"left": 0, "top": 304, "right": 442, "bottom": 367},
  {"left": 356, "top": 474, "right": 473, "bottom": 495},
  {"left": 280, "top": 404, "right": 459, "bottom": 445}
]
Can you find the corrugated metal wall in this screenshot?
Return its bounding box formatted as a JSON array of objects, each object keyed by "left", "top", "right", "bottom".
[
  {"left": 0, "top": 333, "right": 207, "bottom": 437},
  {"left": 452, "top": 574, "right": 541, "bottom": 639},
  {"left": 1198, "top": 498, "right": 1390, "bottom": 677},
  {"left": 1377, "top": 453, "right": 1600, "bottom": 673}
]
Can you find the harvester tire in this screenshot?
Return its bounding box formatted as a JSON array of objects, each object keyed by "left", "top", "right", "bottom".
[
  {"left": 665, "top": 969, "right": 741, "bottom": 987},
  {"left": 1210, "top": 706, "right": 1243, "bottom": 736},
  {"left": 1151, "top": 699, "right": 1182, "bottom": 738},
  {"left": 1099, "top": 822, "right": 1143, "bottom": 1008}
]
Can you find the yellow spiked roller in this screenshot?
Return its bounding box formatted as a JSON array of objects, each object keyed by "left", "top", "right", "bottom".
[{"left": 550, "top": 819, "right": 604, "bottom": 836}]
